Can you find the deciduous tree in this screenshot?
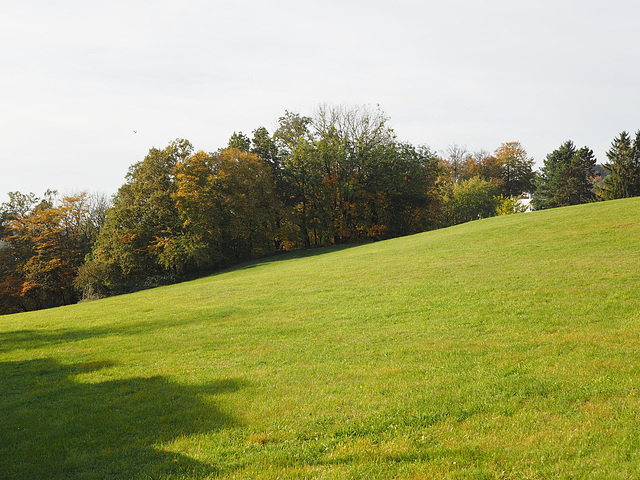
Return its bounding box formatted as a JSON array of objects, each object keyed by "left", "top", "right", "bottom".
[
  {"left": 493, "top": 142, "right": 535, "bottom": 197},
  {"left": 274, "top": 111, "right": 317, "bottom": 248},
  {"left": 228, "top": 132, "right": 252, "bottom": 152},
  {"left": 0, "top": 192, "right": 103, "bottom": 312},
  {"left": 216, "top": 148, "right": 279, "bottom": 259},
  {"left": 444, "top": 144, "right": 469, "bottom": 183},
  {"left": 91, "top": 139, "right": 192, "bottom": 288},
  {"left": 440, "top": 176, "right": 500, "bottom": 226}
]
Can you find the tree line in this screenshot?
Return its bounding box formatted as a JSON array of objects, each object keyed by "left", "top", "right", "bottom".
[{"left": 2, "top": 104, "right": 640, "bottom": 314}]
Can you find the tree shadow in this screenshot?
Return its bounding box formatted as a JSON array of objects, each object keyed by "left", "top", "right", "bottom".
[
  {"left": 0, "top": 314, "right": 222, "bottom": 354},
  {"left": 0, "top": 327, "right": 115, "bottom": 354},
  {"left": 0, "top": 358, "right": 245, "bottom": 479},
  {"left": 229, "top": 243, "right": 363, "bottom": 272}
]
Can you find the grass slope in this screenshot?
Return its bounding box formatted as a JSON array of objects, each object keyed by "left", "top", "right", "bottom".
[{"left": 2, "top": 198, "right": 640, "bottom": 479}]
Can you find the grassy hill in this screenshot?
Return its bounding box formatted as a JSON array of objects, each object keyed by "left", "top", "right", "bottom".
[{"left": 2, "top": 198, "right": 640, "bottom": 479}]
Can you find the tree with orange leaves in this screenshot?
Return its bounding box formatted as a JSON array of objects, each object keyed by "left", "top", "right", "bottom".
[
  {"left": 493, "top": 142, "right": 535, "bottom": 197},
  {"left": 0, "top": 191, "right": 103, "bottom": 313}
]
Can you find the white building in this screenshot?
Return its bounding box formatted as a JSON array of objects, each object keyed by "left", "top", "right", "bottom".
[{"left": 516, "top": 193, "right": 536, "bottom": 212}]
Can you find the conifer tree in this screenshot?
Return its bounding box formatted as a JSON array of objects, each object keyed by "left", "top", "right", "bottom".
[
  {"left": 534, "top": 141, "right": 596, "bottom": 209},
  {"left": 600, "top": 131, "right": 640, "bottom": 199}
]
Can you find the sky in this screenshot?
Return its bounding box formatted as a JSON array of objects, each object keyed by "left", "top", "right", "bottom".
[{"left": 2, "top": 0, "right": 639, "bottom": 203}]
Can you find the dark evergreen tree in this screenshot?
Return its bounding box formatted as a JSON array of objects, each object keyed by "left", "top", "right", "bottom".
[
  {"left": 600, "top": 131, "right": 640, "bottom": 199},
  {"left": 534, "top": 140, "right": 597, "bottom": 209}
]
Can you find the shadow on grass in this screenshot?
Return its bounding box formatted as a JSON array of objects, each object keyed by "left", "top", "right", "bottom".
[
  {"left": 0, "top": 327, "right": 116, "bottom": 354},
  {"left": 0, "top": 358, "right": 245, "bottom": 479},
  {"left": 218, "top": 243, "right": 364, "bottom": 273},
  {"left": 0, "top": 315, "right": 221, "bottom": 354}
]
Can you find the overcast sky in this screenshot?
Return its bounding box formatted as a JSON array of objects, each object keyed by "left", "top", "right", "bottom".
[{"left": 2, "top": 0, "right": 639, "bottom": 203}]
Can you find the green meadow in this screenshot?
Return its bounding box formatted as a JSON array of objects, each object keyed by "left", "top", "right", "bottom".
[{"left": 2, "top": 198, "right": 640, "bottom": 479}]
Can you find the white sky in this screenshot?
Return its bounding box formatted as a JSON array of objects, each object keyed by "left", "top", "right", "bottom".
[{"left": 2, "top": 0, "right": 639, "bottom": 203}]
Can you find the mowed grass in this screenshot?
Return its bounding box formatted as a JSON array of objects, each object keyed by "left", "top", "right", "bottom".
[{"left": 2, "top": 198, "right": 640, "bottom": 479}]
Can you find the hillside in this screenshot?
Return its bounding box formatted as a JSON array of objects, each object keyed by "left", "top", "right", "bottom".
[{"left": 2, "top": 198, "right": 640, "bottom": 479}]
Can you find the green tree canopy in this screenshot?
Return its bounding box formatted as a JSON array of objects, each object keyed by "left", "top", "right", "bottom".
[
  {"left": 228, "top": 132, "right": 252, "bottom": 152},
  {"left": 599, "top": 131, "right": 640, "bottom": 200},
  {"left": 271, "top": 104, "right": 441, "bottom": 246},
  {"left": 91, "top": 139, "right": 193, "bottom": 288},
  {"left": 251, "top": 127, "right": 281, "bottom": 173},
  {"left": 534, "top": 140, "right": 597, "bottom": 209},
  {"left": 493, "top": 142, "right": 535, "bottom": 197},
  {"left": 439, "top": 176, "right": 501, "bottom": 226}
]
